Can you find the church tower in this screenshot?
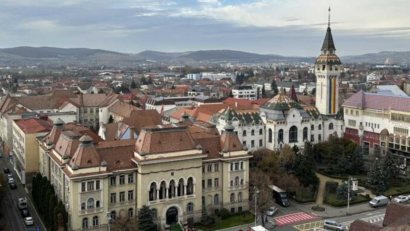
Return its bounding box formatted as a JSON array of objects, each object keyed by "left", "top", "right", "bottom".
[{"left": 315, "top": 8, "right": 341, "bottom": 115}]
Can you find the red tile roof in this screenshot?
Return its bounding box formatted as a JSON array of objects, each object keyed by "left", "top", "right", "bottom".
[{"left": 15, "top": 118, "right": 53, "bottom": 134}]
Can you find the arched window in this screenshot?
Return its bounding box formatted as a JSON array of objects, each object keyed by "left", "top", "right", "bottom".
[
  {"left": 251, "top": 130, "right": 255, "bottom": 136},
  {"left": 82, "top": 218, "right": 88, "bottom": 228},
  {"left": 128, "top": 208, "right": 133, "bottom": 217},
  {"left": 278, "top": 129, "right": 284, "bottom": 143},
  {"left": 81, "top": 203, "right": 85, "bottom": 210},
  {"left": 303, "top": 127, "right": 308, "bottom": 141},
  {"left": 187, "top": 202, "right": 194, "bottom": 212},
  {"left": 259, "top": 129, "right": 263, "bottom": 135},
  {"left": 151, "top": 209, "right": 157, "bottom": 218},
  {"left": 111, "top": 211, "right": 116, "bottom": 219},
  {"left": 87, "top": 198, "right": 94, "bottom": 209},
  {"left": 214, "top": 194, "right": 219, "bottom": 204},
  {"left": 268, "top": 129, "right": 272, "bottom": 143},
  {"left": 289, "top": 126, "right": 298, "bottom": 143},
  {"left": 243, "top": 130, "right": 247, "bottom": 137},
  {"left": 318, "top": 124, "right": 322, "bottom": 130},
  {"left": 238, "top": 192, "right": 243, "bottom": 202},
  {"left": 230, "top": 193, "right": 235, "bottom": 203},
  {"left": 93, "top": 216, "right": 99, "bottom": 226},
  {"left": 329, "top": 123, "right": 334, "bottom": 130},
  {"left": 235, "top": 176, "right": 239, "bottom": 186}
]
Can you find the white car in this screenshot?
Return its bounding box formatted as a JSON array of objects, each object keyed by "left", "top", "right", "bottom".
[
  {"left": 266, "top": 206, "right": 278, "bottom": 216},
  {"left": 24, "top": 217, "right": 34, "bottom": 226},
  {"left": 8, "top": 177, "right": 14, "bottom": 184},
  {"left": 393, "top": 195, "right": 409, "bottom": 203}
]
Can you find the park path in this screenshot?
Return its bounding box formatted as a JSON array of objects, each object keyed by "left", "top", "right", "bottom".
[{"left": 315, "top": 173, "right": 342, "bottom": 204}]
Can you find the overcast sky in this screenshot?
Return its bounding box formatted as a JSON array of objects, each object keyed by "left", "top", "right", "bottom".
[{"left": 0, "top": 0, "right": 409, "bottom": 56}]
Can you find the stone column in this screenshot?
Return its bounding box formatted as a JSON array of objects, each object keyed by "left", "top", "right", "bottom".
[
  {"left": 156, "top": 189, "right": 159, "bottom": 200},
  {"left": 165, "top": 188, "right": 169, "bottom": 199}
]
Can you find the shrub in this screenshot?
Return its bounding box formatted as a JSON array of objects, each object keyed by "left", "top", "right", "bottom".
[
  {"left": 325, "top": 181, "right": 339, "bottom": 194},
  {"left": 219, "top": 208, "right": 230, "bottom": 220}
]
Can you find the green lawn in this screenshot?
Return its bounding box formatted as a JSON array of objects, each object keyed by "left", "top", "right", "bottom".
[
  {"left": 194, "top": 212, "right": 254, "bottom": 231},
  {"left": 384, "top": 185, "right": 410, "bottom": 196},
  {"left": 324, "top": 193, "right": 370, "bottom": 207},
  {"left": 171, "top": 224, "right": 183, "bottom": 231}
]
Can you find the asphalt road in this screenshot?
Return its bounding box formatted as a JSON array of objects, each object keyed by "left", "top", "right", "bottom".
[{"left": 0, "top": 156, "right": 46, "bottom": 231}]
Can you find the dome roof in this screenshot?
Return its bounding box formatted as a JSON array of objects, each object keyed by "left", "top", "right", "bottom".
[
  {"left": 261, "top": 92, "right": 303, "bottom": 111},
  {"left": 101, "top": 160, "right": 108, "bottom": 167}
]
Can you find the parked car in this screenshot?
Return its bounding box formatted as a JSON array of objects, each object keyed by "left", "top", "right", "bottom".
[
  {"left": 17, "top": 198, "right": 28, "bottom": 210},
  {"left": 323, "top": 220, "right": 345, "bottom": 230},
  {"left": 393, "top": 195, "right": 409, "bottom": 203},
  {"left": 9, "top": 182, "right": 17, "bottom": 189},
  {"left": 8, "top": 177, "right": 14, "bottom": 184},
  {"left": 24, "top": 217, "right": 34, "bottom": 226},
  {"left": 266, "top": 206, "right": 278, "bottom": 216},
  {"left": 3, "top": 168, "right": 10, "bottom": 174},
  {"left": 20, "top": 209, "right": 30, "bottom": 218},
  {"left": 369, "top": 195, "right": 389, "bottom": 207}
]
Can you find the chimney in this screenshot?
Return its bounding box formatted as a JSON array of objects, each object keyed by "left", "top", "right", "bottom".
[{"left": 130, "top": 126, "right": 135, "bottom": 139}]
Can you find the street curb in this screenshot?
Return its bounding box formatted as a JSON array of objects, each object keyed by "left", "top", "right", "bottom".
[{"left": 216, "top": 222, "right": 254, "bottom": 231}]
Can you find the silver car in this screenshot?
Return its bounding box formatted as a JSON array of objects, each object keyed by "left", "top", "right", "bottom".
[
  {"left": 24, "top": 217, "right": 34, "bottom": 226},
  {"left": 324, "top": 220, "right": 345, "bottom": 230},
  {"left": 266, "top": 206, "right": 278, "bottom": 216}
]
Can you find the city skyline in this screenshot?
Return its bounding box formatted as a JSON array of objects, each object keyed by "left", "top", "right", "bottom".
[{"left": 0, "top": 0, "right": 410, "bottom": 56}]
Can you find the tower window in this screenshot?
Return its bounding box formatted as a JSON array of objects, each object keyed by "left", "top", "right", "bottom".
[{"left": 322, "top": 65, "right": 325, "bottom": 70}]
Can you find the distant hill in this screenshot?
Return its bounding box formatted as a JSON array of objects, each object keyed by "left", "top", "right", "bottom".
[
  {"left": 0, "top": 46, "right": 408, "bottom": 66},
  {"left": 342, "top": 51, "right": 410, "bottom": 64},
  {"left": 0, "top": 46, "right": 125, "bottom": 58}
]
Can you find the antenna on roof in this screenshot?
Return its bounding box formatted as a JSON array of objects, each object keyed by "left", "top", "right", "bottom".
[{"left": 328, "top": 6, "right": 331, "bottom": 28}]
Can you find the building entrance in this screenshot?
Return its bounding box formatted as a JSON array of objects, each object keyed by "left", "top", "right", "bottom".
[{"left": 166, "top": 207, "right": 178, "bottom": 224}]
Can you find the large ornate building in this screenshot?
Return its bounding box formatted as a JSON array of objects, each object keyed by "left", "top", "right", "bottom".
[
  {"left": 259, "top": 18, "right": 344, "bottom": 151},
  {"left": 38, "top": 116, "right": 251, "bottom": 231}
]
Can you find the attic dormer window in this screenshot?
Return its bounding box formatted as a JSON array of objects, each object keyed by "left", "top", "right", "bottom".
[
  {"left": 116, "top": 161, "right": 120, "bottom": 165},
  {"left": 87, "top": 160, "right": 91, "bottom": 164}
]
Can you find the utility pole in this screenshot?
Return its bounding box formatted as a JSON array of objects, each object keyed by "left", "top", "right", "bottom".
[
  {"left": 347, "top": 176, "right": 350, "bottom": 215},
  {"left": 254, "top": 186, "right": 259, "bottom": 227}
]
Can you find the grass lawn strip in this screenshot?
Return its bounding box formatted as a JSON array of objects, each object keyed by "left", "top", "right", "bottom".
[{"left": 194, "top": 212, "right": 254, "bottom": 231}]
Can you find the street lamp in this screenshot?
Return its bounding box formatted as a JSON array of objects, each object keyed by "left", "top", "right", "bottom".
[
  {"left": 106, "top": 212, "right": 112, "bottom": 231},
  {"left": 254, "top": 186, "right": 259, "bottom": 227}
]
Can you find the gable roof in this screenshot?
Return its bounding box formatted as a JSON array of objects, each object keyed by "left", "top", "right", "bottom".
[{"left": 14, "top": 118, "right": 53, "bottom": 134}]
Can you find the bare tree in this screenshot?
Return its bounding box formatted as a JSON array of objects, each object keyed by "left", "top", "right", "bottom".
[
  {"left": 111, "top": 217, "right": 138, "bottom": 231},
  {"left": 249, "top": 170, "right": 275, "bottom": 227},
  {"left": 279, "top": 144, "right": 296, "bottom": 172},
  {"left": 276, "top": 173, "right": 300, "bottom": 193}
]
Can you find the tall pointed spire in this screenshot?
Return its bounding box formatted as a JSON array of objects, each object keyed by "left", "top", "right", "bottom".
[{"left": 328, "top": 7, "right": 331, "bottom": 28}]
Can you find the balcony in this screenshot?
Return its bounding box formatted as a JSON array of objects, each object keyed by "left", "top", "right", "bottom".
[
  {"left": 79, "top": 207, "right": 104, "bottom": 215},
  {"left": 229, "top": 183, "right": 248, "bottom": 191}
]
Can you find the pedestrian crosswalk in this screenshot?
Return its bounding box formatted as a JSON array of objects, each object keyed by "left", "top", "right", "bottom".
[{"left": 275, "top": 212, "right": 319, "bottom": 226}]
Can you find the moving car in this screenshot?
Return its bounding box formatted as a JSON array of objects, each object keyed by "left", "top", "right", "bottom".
[
  {"left": 3, "top": 168, "right": 10, "bottom": 174},
  {"left": 369, "top": 195, "right": 389, "bottom": 207},
  {"left": 268, "top": 185, "right": 290, "bottom": 207},
  {"left": 266, "top": 206, "right": 278, "bottom": 216},
  {"left": 393, "top": 195, "right": 409, "bottom": 203},
  {"left": 24, "top": 217, "right": 34, "bottom": 226},
  {"left": 323, "top": 220, "right": 345, "bottom": 230},
  {"left": 9, "top": 182, "right": 17, "bottom": 189},
  {"left": 20, "top": 209, "right": 30, "bottom": 218}
]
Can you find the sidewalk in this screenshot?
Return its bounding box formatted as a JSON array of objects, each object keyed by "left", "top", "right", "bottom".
[{"left": 293, "top": 201, "right": 378, "bottom": 218}]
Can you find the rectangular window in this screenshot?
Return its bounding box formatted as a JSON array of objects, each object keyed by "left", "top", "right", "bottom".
[
  {"left": 207, "top": 179, "right": 212, "bottom": 188},
  {"left": 259, "top": 139, "right": 262, "bottom": 147},
  {"left": 355, "top": 111, "right": 359, "bottom": 116},
  {"left": 240, "top": 162, "right": 244, "bottom": 170},
  {"left": 214, "top": 164, "right": 219, "bottom": 172},
  {"left": 251, "top": 140, "right": 255, "bottom": 148},
  {"left": 96, "top": 180, "right": 100, "bottom": 190},
  {"left": 230, "top": 163, "right": 234, "bottom": 171},
  {"left": 81, "top": 182, "right": 86, "bottom": 192},
  {"left": 110, "top": 176, "right": 116, "bottom": 186},
  {"left": 348, "top": 119, "right": 356, "bottom": 127},
  {"left": 119, "top": 192, "right": 125, "bottom": 202},
  {"left": 84, "top": 108, "right": 88, "bottom": 113},
  {"left": 128, "top": 174, "right": 134, "bottom": 183},
  {"left": 202, "top": 180, "right": 205, "bottom": 189},
  {"left": 202, "top": 165, "right": 205, "bottom": 173},
  {"left": 311, "top": 135, "right": 315, "bottom": 142},
  {"left": 128, "top": 190, "right": 134, "bottom": 201},
  {"left": 235, "top": 163, "right": 239, "bottom": 170},
  {"left": 87, "top": 181, "right": 94, "bottom": 191},
  {"left": 214, "top": 178, "right": 219, "bottom": 188},
  {"left": 242, "top": 141, "right": 246, "bottom": 146},
  {"left": 119, "top": 175, "right": 125, "bottom": 185},
  {"left": 318, "top": 134, "right": 322, "bottom": 141},
  {"left": 110, "top": 193, "right": 116, "bottom": 203},
  {"left": 207, "top": 164, "right": 212, "bottom": 172}
]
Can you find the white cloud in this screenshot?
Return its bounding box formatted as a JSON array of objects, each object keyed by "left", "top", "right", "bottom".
[{"left": 198, "top": 0, "right": 219, "bottom": 4}]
